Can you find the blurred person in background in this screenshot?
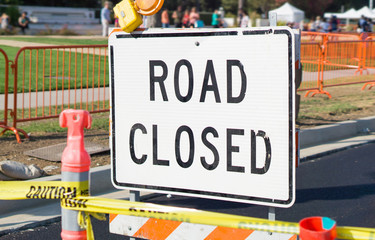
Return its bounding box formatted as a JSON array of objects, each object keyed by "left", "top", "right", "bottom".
[
  {"left": 172, "top": 5, "right": 183, "bottom": 28},
  {"left": 358, "top": 15, "right": 367, "bottom": 33},
  {"left": 161, "top": 8, "right": 170, "bottom": 28},
  {"left": 237, "top": 8, "right": 244, "bottom": 27},
  {"left": 367, "top": 18, "right": 373, "bottom": 32},
  {"left": 308, "top": 19, "right": 316, "bottom": 31},
  {"left": 189, "top": 7, "right": 199, "bottom": 28},
  {"left": 329, "top": 15, "right": 339, "bottom": 32},
  {"left": 182, "top": 9, "right": 190, "bottom": 28},
  {"left": 101, "top": 1, "right": 112, "bottom": 37},
  {"left": 211, "top": 9, "right": 221, "bottom": 28},
  {"left": 240, "top": 9, "right": 249, "bottom": 28},
  {"left": 314, "top": 16, "right": 322, "bottom": 31},
  {"left": 18, "top": 11, "right": 29, "bottom": 34},
  {"left": 320, "top": 18, "right": 330, "bottom": 32},
  {"left": 1, "top": 13, "right": 10, "bottom": 30}
]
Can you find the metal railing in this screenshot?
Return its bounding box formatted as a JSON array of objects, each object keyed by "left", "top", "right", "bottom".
[
  {"left": 11, "top": 45, "right": 109, "bottom": 125},
  {"left": 0, "top": 48, "right": 9, "bottom": 129},
  {"left": 0, "top": 44, "right": 109, "bottom": 142},
  {"left": 300, "top": 33, "right": 375, "bottom": 98}
]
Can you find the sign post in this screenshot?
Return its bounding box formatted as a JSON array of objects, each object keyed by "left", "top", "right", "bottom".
[{"left": 109, "top": 27, "right": 296, "bottom": 208}]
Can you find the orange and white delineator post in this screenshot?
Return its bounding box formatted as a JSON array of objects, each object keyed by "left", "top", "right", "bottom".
[
  {"left": 60, "top": 109, "right": 92, "bottom": 240},
  {"left": 109, "top": 214, "right": 298, "bottom": 240}
]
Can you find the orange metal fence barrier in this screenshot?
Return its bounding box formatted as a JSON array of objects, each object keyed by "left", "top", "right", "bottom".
[
  {"left": 0, "top": 48, "right": 9, "bottom": 132},
  {"left": 300, "top": 32, "right": 375, "bottom": 98},
  {"left": 0, "top": 48, "right": 28, "bottom": 142},
  {"left": 301, "top": 31, "right": 359, "bottom": 43},
  {"left": 11, "top": 45, "right": 109, "bottom": 129},
  {"left": 0, "top": 45, "right": 109, "bottom": 142},
  {"left": 299, "top": 42, "right": 322, "bottom": 91}
]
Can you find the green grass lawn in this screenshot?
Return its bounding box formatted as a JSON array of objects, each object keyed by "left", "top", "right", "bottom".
[
  {"left": 0, "top": 40, "right": 109, "bottom": 94},
  {"left": 1, "top": 111, "right": 110, "bottom": 135},
  {"left": 0, "top": 100, "right": 110, "bottom": 135}
]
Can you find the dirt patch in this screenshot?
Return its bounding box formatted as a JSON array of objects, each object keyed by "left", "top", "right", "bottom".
[
  {"left": 0, "top": 130, "right": 110, "bottom": 177},
  {"left": 0, "top": 84, "right": 374, "bottom": 178},
  {"left": 297, "top": 84, "right": 375, "bottom": 129}
]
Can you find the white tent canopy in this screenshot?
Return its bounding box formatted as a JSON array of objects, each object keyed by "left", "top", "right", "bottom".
[
  {"left": 269, "top": 2, "right": 305, "bottom": 23},
  {"left": 339, "top": 8, "right": 359, "bottom": 19},
  {"left": 356, "top": 6, "right": 375, "bottom": 18},
  {"left": 324, "top": 6, "right": 375, "bottom": 20}
]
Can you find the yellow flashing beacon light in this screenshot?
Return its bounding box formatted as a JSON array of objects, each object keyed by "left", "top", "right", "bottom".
[{"left": 114, "top": 0, "right": 164, "bottom": 33}]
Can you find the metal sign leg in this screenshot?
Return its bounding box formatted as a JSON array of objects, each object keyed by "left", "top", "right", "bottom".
[
  {"left": 129, "top": 190, "right": 140, "bottom": 240},
  {"left": 268, "top": 207, "right": 276, "bottom": 236}
]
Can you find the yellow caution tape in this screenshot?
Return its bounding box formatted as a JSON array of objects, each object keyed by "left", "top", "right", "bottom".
[
  {"left": 1, "top": 181, "right": 374, "bottom": 240},
  {"left": 78, "top": 211, "right": 106, "bottom": 240},
  {"left": 62, "top": 196, "right": 299, "bottom": 235},
  {"left": 0, "top": 181, "right": 89, "bottom": 200},
  {"left": 337, "top": 226, "right": 375, "bottom": 240},
  {"left": 61, "top": 197, "right": 375, "bottom": 240}
]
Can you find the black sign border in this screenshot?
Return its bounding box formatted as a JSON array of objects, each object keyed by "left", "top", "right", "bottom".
[{"left": 110, "top": 28, "right": 294, "bottom": 206}]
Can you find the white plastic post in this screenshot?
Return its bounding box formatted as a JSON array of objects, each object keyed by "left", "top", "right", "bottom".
[
  {"left": 270, "top": 12, "right": 277, "bottom": 27},
  {"left": 60, "top": 110, "right": 92, "bottom": 240}
]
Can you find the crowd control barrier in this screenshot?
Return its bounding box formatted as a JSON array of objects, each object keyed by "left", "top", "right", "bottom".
[
  {"left": 0, "top": 48, "right": 9, "bottom": 133},
  {"left": 300, "top": 33, "right": 375, "bottom": 98},
  {"left": 12, "top": 45, "right": 109, "bottom": 124},
  {"left": 0, "top": 48, "right": 28, "bottom": 142},
  {"left": 0, "top": 110, "right": 374, "bottom": 240},
  {"left": 301, "top": 31, "right": 362, "bottom": 43},
  {"left": 0, "top": 45, "right": 109, "bottom": 143}
]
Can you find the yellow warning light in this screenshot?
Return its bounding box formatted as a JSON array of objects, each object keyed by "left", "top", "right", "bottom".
[
  {"left": 135, "top": 0, "right": 164, "bottom": 16},
  {"left": 114, "top": 0, "right": 164, "bottom": 33}
]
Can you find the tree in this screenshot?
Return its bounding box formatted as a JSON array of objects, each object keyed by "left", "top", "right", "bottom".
[
  {"left": 246, "top": 0, "right": 336, "bottom": 19},
  {"left": 248, "top": 0, "right": 280, "bottom": 17},
  {"left": 326, "top": 0, "right": 368, "bottom": 12},
  {"left": 288, "top": 0, "right": 334, "bottom": 18},
  {"left": 221, "top": 0, "right": 238, "bottom": 14}
]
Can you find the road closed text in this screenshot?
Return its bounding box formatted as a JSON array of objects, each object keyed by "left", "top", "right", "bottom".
[
  {"left": 150, "top": 59, "right": 247, "bottom": 103},
  {"left": 129, "top": 124, "right": 272, "bottom": 174},
  {"left": 125, "top": 59, "right": 272, "bottom": 175}
]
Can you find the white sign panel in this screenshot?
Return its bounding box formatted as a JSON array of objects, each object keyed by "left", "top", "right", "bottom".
[{"left": 109, "top": 27, "right": 295, "bottom": 207}]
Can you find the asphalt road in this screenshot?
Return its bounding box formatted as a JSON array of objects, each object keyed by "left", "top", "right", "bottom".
[{"left": 1, "top": 143, "right": 375, "bottom": 239}]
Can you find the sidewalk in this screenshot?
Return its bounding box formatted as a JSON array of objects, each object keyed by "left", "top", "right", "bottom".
[
  {"left": 0, "top": 117, "right": 375, "bottom": 236},
  {"left": 0, "top": 35, "right": 108, "bottom": 48}
]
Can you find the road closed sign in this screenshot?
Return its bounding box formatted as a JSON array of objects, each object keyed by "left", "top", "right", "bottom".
[{"left": 109, "top": 27, "right": 296, "bottom": 208}]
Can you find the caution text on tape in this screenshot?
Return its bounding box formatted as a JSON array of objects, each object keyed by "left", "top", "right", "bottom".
[{"left": 0, "top": 181, "right": 89, "bottom": 200}]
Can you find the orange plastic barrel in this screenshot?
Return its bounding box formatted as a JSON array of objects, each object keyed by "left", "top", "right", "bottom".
[{"left": 299, "top": 217, "right": 336, "bottom": 240}]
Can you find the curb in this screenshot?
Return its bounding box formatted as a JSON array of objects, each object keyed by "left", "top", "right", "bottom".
[
  {"left": 299, "top": 116, "right": 375, "bottom": 148},
  {"left": 300, "top": 137, "right": 375, "bottom": 162}
]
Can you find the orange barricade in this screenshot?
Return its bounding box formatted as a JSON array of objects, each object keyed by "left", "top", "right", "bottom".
[
  {"left": 323, "top": 40, "right": 375, "bottom": 87},
  {"left": 10, "top": 45, "right": 109, "bottom": 137},
  {"left": 300, "top": 32, "right": 375, "bottom": 98},
  {"left": 0, "top": 48, "right": 27, "bottom": 142},
  {"left": 0, "top": 48, "right": 9, "bottom": 131},
  {"left": 300, "top": 42, "right": 322, "bottom": 91},
  {"left": 300, "top": 37, "right": 332, "bottom": 98},
  {"left": 301, "top": 31, "right": 359, "bottom": 43}
]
